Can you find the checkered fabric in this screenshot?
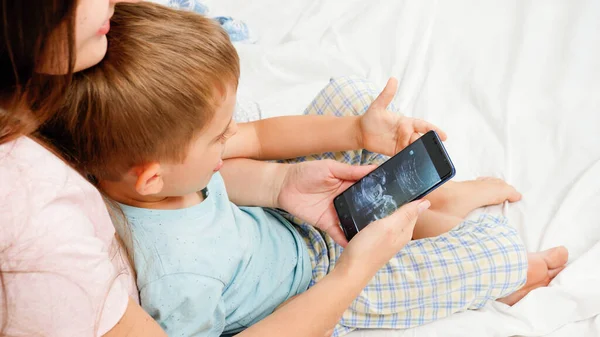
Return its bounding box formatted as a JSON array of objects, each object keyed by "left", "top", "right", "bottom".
[{"left": 280, "top": 76, "right": 528, "bottom": 336}]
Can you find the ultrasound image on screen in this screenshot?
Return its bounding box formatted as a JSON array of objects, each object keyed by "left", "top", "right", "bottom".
[{"left": 345, "top": 140, "right": 440, "bottom": 230}]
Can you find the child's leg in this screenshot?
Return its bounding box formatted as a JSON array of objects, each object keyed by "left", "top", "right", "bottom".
[
  {"left": 291, "top": 213, "right": 530, "bottom": 336},
  {"left": 291, "top": 215, "right": 566, "bottom": 336},
  {"left": 416, "top": 178, "right": 523, "bottom": 238},
  {"left": 425, "top": 177, "right": 522, "bottom": 219},
  {"left": 412, "top": 209, "right": 464, "bottom": 239},
  {"left": 498, "top": 246, "right": 568, "bottom": 306}
]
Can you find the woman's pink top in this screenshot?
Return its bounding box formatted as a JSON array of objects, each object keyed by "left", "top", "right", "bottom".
[{"left": 0, "top": 137, "right": 138, "bottom": 336}]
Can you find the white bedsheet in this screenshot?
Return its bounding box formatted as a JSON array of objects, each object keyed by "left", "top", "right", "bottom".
[{"left": 208, "top": 0, "right": 600, "bottom": 335}]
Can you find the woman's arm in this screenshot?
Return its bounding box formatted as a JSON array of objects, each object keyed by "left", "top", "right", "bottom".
[
  {"left": 237, "top": 260, "right": 368, "bottom": 337},
  {"left": 223, "top": 78, "right": 447, "bottom": 161},
  {"left": 103, "top": 298, "right": 167, "bottom": 337}
]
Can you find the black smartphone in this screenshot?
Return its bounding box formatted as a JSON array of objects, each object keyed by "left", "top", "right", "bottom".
[{"left": 334, "top": 130, "right": 456, "bottom": 241}]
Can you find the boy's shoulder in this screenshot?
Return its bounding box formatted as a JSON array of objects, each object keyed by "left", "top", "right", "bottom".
[
  {"left": 120, "top": 172, "right": 229, "bottom": 227},
  {"left": 119, "top": 173, "right": 243, "bottom": 285}
]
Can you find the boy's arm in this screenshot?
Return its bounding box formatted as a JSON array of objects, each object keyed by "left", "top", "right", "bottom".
[
  {"left": 224, "top": 78, "right": 447, "bottom": 161},
  {"left": 220, "top": 157, "right": 376, "bottom": 246},
  {"left": 223, "top": 115, "right": 361, "bottom": 160},
  {"left": 219, "top": 158, "right": 288, "bottom": 207}
]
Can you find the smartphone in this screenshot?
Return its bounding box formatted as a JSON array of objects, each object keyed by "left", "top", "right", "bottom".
[{"left": 334, "top": 130, "right": 456, "bottom": 241}]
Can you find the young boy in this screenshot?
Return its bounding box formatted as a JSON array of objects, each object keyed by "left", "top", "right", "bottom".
[{"left": 42, "top": 2, "right": 568, "bottom": 337}]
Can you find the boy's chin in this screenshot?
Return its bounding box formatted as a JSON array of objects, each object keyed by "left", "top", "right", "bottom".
[{"left": 192, "top": 174, "right": 214, "bottom": 193}]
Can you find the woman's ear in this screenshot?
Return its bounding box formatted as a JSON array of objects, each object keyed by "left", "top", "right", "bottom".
[{"left": 133, "top": 162, "right": 164, "bottom": 196}]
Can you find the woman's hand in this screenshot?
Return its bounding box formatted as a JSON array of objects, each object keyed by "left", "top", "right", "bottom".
[
  {"left": 338, "top": 199, "right": 430, "bottom": 276},
  {"left": 277, "top": 160, "right": 376, "bottom": 246},
  {"left": 358, "top": 77, "right": 447, "bottom": 156},
  {"left": 277, "top": 160, "right": 431, "bottom": 248}
]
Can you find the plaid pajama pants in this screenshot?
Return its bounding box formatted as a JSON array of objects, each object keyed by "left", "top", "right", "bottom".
[{"left": 279, "top": 76, "right": 528, "bottom": 336}]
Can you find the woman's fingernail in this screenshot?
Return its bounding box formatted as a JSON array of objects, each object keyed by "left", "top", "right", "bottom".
[{"left": 417, "top": 200, "right": 431, "bottom": 214}]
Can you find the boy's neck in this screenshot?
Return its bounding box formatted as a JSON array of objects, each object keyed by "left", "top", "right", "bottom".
[{"left": 99, "top": 179, "right": 204, "bottom": 210}]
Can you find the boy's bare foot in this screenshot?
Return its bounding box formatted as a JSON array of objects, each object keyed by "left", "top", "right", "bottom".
[
  {"left": 497, "top": 246, "right": 569, "bottom": 305},
  {"left": 425, "top": 177, "right": 522, "bottom": 218}
]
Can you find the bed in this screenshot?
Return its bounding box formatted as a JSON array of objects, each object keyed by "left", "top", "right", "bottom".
[{"left": 206, "top": 0, "right": 600, "bottom": 335}]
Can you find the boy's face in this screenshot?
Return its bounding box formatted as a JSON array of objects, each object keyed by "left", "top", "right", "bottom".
[{"left": 158, "top": 84, "right": 238, "bottom": 196}]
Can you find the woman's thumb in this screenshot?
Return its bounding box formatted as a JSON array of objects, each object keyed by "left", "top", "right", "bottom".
[
  {"left": 328, "top": 160, "right": 377, "bottom": 181},
  {"left": 386, "top": 199, "right": 431, "bottom": 229}
]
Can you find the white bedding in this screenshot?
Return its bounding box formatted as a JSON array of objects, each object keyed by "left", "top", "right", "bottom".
[{"left": 208, "top": 0, "right": 600, "bottom": 335}]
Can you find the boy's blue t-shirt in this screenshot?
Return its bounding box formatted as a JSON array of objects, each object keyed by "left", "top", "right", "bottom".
[{"left": 119, "top": 172, "right": 312, "bottom": 336}]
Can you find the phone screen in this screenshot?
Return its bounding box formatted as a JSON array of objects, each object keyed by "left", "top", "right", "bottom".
[{"left": 342, "top": 139, "right": 442, "bottom": 231}]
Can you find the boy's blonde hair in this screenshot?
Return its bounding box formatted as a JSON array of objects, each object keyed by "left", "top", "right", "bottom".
[{"left": 42, "top": 2, "right": 240, "bottom": 181}]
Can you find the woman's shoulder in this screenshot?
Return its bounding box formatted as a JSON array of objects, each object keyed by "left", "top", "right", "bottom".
[
  {"left": 0, "top": 137, "right": 71, "bottom": 191},
  {"left": 0, "top": 137, "right": 115, "bottom": 245},
  {"left": 0, "top": 137, "right": 138, "bottom": 336}
]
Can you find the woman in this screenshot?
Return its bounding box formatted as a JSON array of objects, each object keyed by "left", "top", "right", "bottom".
[{"left": 0, "top": 1, "right": 430, "bottom": 336}]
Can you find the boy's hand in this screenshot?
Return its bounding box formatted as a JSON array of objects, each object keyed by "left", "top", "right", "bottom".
[
  {"left": 358, "top": 77, "right": 448, "bottom": 156},
  {"left": 277, "top": 160, "right": 376, "bottom": 247}
]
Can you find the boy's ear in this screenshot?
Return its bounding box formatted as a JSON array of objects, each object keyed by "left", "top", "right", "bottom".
[{"left": 133, "top": 162, "right": 164, "bottom": 196}]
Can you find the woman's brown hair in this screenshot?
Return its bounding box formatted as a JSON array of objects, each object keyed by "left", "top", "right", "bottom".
[
  {"left": 42, "top": 1, "right": 240, "bottom": 182},
  {"left": 0, "top": 0, "right": 77, "bottom": 145},
  {"left": 1, "top": 1, "right": 77, "bottom": 334}
]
